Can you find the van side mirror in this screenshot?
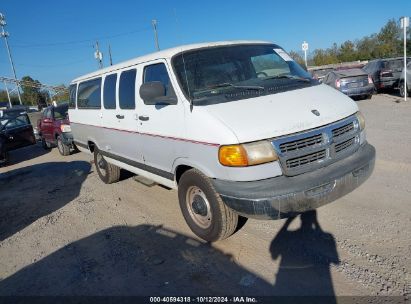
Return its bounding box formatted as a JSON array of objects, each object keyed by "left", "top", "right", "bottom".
[{"left": 139, "top": 81, "right": 177, "bottom": 105}]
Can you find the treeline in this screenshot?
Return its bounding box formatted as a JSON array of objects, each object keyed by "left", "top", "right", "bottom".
[
  {"left": 291, "top": 19, "right": 411, "bottom": 67},
  {"left": 0, "top": 75, "right": 68, "bottom": 107}
]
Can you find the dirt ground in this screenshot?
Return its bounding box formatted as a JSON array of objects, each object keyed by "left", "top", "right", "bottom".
[{"left": 0, "top": 94, "right": 409, "bottom": 297}]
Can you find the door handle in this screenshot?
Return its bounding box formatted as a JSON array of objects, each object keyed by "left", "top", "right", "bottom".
[
  {"left": 116, "top": 114, "right": 125, "bottom": 119},
  {"left": 138, "top": 115, "right": 149, "bottom": 121}
]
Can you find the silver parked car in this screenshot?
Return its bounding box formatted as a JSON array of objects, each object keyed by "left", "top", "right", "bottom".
[{"left": 322, "top": 68, "right": 374, "bottom": 99}]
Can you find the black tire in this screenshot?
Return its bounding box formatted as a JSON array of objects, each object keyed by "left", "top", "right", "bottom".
[
  {"left": 366, "top": 94, "right": 372, "bottom": 100},
  {"left": 178, "top": 169, "right": 239, "bottom": 242},
  {"left": 41, "top": 136, "right": 51, "bottom": 150},
  {"left": 0, "top": 151, "right": 8, "bottom": 167},
  {"left": 94, "top": 148, "right": 120, "bottom": 184},
  {"left": 57, "top": 135, "right": 70, "bottom": 156},
  {"left": 399, "top": 81, "right": 408, "bottom": 98}
]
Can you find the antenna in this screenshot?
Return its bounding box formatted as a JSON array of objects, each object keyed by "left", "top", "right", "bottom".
[
  {"left": 173, "top": 9, "right": 192, "bottom": 107},
  {"left": 109, "top": 44, "right": 113, "bottom": 66}
]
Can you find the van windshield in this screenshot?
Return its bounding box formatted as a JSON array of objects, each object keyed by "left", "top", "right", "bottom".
[{"left": 172, "top": 44, "right": 317, "bottom": 105}]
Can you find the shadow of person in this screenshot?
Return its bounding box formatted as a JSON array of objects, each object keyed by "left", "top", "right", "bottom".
[
  {"left": 0, "top": 225, "right": 273, "bottom": 296},
  {"left": 0, "top": 160, "right": 91, "bottom": 241},
  {"left": 270, "top": 210, "right": 339, "bottom": 299}
]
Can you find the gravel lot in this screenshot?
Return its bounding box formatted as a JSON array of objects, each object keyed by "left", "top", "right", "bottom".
[{"left": 0, "top": 94, "right": 409, "bottom": 297}]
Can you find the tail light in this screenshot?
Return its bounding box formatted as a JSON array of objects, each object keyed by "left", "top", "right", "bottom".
[
  {"left": 368, "top": 75, "right": 373, "bottom": 84},
  {"left": 335, "top": 79, "right": 341, "bottom": 88}
]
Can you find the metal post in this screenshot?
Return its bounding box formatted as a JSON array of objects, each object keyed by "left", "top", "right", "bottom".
[
  {"left": 404, "top": 19, "right": 408, "bottom": 101},
  {"left": 152, "top": 19, "right": 160, "bottom": 51},
  {"left": 0, "top": 13, "right": 22, "bottom": 105},
  {"left": 3, "top": 81, "right": 11, "bottom": 108}
]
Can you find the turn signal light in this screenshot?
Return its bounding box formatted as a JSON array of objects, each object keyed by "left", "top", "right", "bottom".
[
  {"left": 219, "top": 141, "right": 278, "bottom": 167},
  {"left": 219, "top": 145, "right": 248, "bottom": 167}
]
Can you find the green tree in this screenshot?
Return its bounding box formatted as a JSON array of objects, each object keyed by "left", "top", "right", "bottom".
[
  {"left": 289, "top": 51, "right": 306, "bottom": 67},
  {"left": 20, "top": 76, "right": 47, "bottom": 107},
  {"left": 338, "top": 40, "right": 357, "bottom": 62}
]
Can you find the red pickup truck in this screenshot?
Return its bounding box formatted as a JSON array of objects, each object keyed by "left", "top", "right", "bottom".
[{"left": 37, "top": 104, "right": 75, "bottom": 156}]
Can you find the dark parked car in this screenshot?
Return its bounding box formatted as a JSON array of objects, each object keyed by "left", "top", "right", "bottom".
[
  {"left": 310, "top": 68, "right": 334, "bottom": 82},
  {"left": 0, "top": 109, "right": 36, "bottom": 165},
  {"left": 37, "top": 104, "right": 75, "bottom": 156},
  {"left": 322, "top": 68, "right": 374, "bottom": 99},
  {"left": 363, "top": 57, "right": 411, "bottom": 91}
]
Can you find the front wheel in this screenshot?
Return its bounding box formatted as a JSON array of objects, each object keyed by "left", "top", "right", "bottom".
[
  {"left": 178, "top": 169, "right": 239, "bottom": 242},
  {"left": 57, "top": 136, "right": 70, "bottom": 156},
  {"left": 94, "top": 148, "right": 120, "bottom": 184},
  {"left": 399, "top": 81, "right": 408, "bottom": 98}
]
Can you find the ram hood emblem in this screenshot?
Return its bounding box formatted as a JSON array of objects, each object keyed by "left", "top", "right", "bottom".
[{"left": 311, "top": 109, "right": 320, "bottom": 116}]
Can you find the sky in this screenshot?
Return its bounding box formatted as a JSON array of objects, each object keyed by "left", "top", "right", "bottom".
[{"left": 0, "top": 0, "right": 410, "bottom": 87}]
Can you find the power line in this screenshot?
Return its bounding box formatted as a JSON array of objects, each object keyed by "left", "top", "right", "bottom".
[{"left": 11, "top": 26, "right": 151, "bottom": 48}]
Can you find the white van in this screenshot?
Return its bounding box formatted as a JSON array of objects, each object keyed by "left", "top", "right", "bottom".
[{"left": 69, "top": 41, "right": 375, "bottom": 241}]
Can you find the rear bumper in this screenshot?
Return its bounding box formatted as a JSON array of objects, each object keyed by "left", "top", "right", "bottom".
[
  {"left": 341, "top": 85, "right": 374, "bottom": 97},
  {"left": 212, "top": 143, "right": 375, "bottom": 220}
]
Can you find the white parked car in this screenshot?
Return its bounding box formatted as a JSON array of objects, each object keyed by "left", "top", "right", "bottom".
[{"left": 69, "top": 41, "right": 375, "bottom": 241}]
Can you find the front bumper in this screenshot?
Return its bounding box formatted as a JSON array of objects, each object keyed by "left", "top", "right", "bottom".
[
  {"left": 212, "top": 143, "right": 375, "bottom": 220},
  {"left": 60, "top": 132, "right": 74, "bottom": 146}
]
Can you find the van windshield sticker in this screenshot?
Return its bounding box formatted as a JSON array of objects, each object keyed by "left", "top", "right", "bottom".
[{"left": 274, "top": 48, "right": 293, "bottom": 62}]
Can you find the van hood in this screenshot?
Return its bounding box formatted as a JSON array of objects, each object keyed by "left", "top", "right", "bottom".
[{"left": 204, "top": 84, "right": 359, "bottom": 143}]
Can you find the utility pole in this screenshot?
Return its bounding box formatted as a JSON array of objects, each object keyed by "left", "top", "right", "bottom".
[
  {"left": 94, "top": 41, "right": 103, "bottom": 69},
  {"left": 152, "top": 19, "right": 160, "bottom": 51},
  {"left": 401, "top": 16, "right": 409, "bottom": 101},
  {"left": 108, "top": 44, "right": 113, "bottom": 66},
  {"left": 3, "top": 80, "right": 11, "bottom": 107},
  {"left": 0, "top": 12, "right": 22, "bottom": 105}
]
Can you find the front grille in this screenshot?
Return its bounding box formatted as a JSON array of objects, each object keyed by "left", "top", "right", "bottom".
[
  {"left": 335, "top": 137, "right": 355, "bottom": 153},
  {"left": 279, "top": 133, "right": 322, "bottom": 153},
  {"left": 332, "top": 122, "right": 354, "bottom": 138},
  {"left": 286, "top": 150, "right": 326, "bottom": 168},
  {"left": 273, "top": 115, "right": 360, "bottom": 176}
]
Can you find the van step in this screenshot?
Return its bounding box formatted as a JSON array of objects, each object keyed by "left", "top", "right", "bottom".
[{"left": 133, "top": 175, "right": 157, "bottom": 187}]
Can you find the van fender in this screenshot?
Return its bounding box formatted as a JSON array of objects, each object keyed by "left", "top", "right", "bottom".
[{"left": 172, "top": 157, "right": 217, "bottom": 180}]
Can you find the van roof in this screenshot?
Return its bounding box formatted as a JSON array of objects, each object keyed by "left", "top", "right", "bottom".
[{"left": 71, "top": 40, "right": 272, "bottom": 83}]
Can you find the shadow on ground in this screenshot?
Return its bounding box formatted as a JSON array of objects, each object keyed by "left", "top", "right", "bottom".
[
  {"left": 0, "top": 160, "right": 91, "bottom": 241},
  {"left": 0, "top": 211, "right": 339, "bottom": 297}
]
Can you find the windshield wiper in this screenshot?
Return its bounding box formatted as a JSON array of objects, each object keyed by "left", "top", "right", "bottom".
[
  {"left": 208, "top": 82, "right": 265, "bottom": 90},
  {"left": 263, "top": 75, "right": 311, "bottom": 82}
]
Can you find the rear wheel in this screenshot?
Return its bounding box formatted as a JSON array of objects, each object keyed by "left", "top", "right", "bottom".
[
  {"left": 41, "top": 136, "right": 51, "bottom": 150},
  {"left": 94, "top": 148, "right": 120, "bottom": 184},
  {"left": 178, "top": 169, "right": 239, "bottom": 242},
  {"left": 57, "top": 135, "right": 70, "bottom": 156},
  {"left": 399, "top": 81, "right": 408, "bottom": 98}
]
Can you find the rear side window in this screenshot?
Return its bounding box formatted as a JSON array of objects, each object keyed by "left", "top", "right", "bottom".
[
  {"left": 103, "top": 74, "right": 117, "bottom": 109},
  {"left": 119, "top": 69, "right": 136, "bottom": 109},
  {"left": 77, "top": 78, "right": 102, "bottom": 109},
  {"left": 143, "top": 63, "right": 175, "bottom": 97},
  {"left": 69, "top": 84, "right": 77, "bottom": 109}
]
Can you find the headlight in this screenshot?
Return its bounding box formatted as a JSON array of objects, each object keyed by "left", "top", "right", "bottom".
[
  {"left": 219, "top": 140, "right": 278, "bottom": 167},
  {"left": 356, "top": 111, "right": 365, "bottom": 131},
  {"left": 60, "top": 124, "right": 71, "bottom": 133}
]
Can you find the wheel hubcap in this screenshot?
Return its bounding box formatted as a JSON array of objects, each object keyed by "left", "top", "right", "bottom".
[
  {"left": 96, "top": 153, "right": 107, "bottom": 176},
  {"left": 186, "top": 186, "right": 212, "bottom": 229}
]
